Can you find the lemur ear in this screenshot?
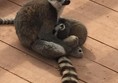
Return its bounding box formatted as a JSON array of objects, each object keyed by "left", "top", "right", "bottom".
[{"left": 59, "top": 24, "right": 65, "bottom": 31}]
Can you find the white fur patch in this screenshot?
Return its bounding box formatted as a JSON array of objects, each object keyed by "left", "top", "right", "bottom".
[
  {"left": 62, "top": 70, "right": 77, "bottom": 76},
  {"left": 58, "top": 57, "right": 72, "bottom": 63},
  {"left": 59, "top": 63, "right": 73, "bottom": 68},
  {"left": 62, "top": 77, "right": 79, "bottom": 83},
  {"left": 71, "top": 77, "right": 79, "bottom": 83},
  {"left": 54, "top": 23, "right": 65, "bottom": 36}
]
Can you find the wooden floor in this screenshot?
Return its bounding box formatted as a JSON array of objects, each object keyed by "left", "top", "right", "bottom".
[{"left": 0, "top": 0, "right": 118, "bottom": 83}]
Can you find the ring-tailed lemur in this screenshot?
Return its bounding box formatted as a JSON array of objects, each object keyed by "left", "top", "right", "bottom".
[{"left": 0, "top": 0, "right": 87, "bottom": 83}]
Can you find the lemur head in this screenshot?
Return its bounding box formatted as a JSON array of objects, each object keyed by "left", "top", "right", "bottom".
[
  {"left": 48, "top": 0, "right": 71, "bottom": 11},
  {"left": 53, "top": 23, "right": 69, "bottom": 40},
  {"left": 58, "top": 0, "right": 70, "bottom": 5}
]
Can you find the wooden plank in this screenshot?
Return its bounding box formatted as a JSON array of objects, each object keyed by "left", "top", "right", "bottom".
[
  {"left": 0, "top": 41, "right": 60, "bottom": 83},
  {"left": 0, "top": 0, "right": 20, "bottom": 18},
  {"left": 8, "top": 0, "right": 32, "bottom": 6},
  {"left": 0, "top": 41, "right": 118, "bottom": 83},
  {"left": 72, "top": 57, "right": 118, "bottom": 83},
  {"left": 0, "top": 67, "right": 29, "bottom": 83},
  {"left": 83, "top": 38, "right": 118, "bottom": 72},
  {"left": 62, "top": 0, "right": 118, "bottom": 49},
  {"left": 90, "top": 0, "right": 118, "bottom": 12},
  {"left": 0, "top": 41, "right": 84, "bottom": 83}
]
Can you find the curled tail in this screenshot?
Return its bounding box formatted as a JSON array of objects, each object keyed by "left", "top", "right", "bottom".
[
  {"left": 0, "top": 18, "right": 14, "bottom": 25},
  {"left": 58, "top": 56, "right": 79, "bottom": 83}
]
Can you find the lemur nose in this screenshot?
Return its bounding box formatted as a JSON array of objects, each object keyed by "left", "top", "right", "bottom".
[{"left": 62, "top": 0, "right": 70, "bottom": 5}]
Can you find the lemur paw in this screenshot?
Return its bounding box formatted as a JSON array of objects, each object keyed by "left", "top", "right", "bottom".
[{"left": 63, "top": 35, "right": 79, "bottom": 48}]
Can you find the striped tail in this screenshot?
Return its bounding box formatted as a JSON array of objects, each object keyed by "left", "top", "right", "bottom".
[
  {"left": 0, "top": 18, "right": 14, "bottom": 25},
  {"left": 58, "top": 56, "right": 79, "bottom": 83}
]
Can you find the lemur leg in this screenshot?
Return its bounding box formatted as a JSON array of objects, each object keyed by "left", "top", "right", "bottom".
[{"left": 31, "top": 39, "right": 66, "bottom": 59}]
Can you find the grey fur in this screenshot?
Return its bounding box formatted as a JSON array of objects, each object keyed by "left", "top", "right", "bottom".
[{"left": 54, "top": 18, "right": 87, "bottom": 58}]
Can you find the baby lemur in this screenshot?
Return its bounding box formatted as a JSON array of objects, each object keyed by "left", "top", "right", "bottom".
[
  {"left": 54, "top": 18, "right": 87, "bottom": 58},
  {"left": 53, "top": 18, "right": 87, "bottom": 83}
]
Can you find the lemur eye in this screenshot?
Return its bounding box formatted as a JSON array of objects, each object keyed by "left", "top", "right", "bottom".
[
  {"left": 59, "top": 23, "right": 65, "bottom": 31},
  {"left": 78, "top": 47, "right": 83, "bottom": 53}
]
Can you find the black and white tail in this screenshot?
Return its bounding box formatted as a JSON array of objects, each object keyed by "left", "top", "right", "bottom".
[
  {"left": 58, "top": 56, "right": 79, "bottom": 83},
  {"left": 0, "top": 18, "right": 14, "bottom": 25}
]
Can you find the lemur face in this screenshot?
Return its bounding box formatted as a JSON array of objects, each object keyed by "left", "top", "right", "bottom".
[
  {"left": 48, "top": 0, "right": 70, "bottom": 9},
  {"left": 58, "top": 0, "right": 70, "bottom": 5},
  {"left": 48, "top": 0, "right": 71, "bottom": 20}
]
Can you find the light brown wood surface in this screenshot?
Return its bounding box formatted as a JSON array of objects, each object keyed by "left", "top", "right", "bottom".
[
  {"left": 0, "top": 0, "right": 118, "bottom": 83},
  {"left": 0, "top": 67, "right": 29, "bottom": 83},
  {"left": 90, "top": 0, "right": 118, "bottom": 12}
]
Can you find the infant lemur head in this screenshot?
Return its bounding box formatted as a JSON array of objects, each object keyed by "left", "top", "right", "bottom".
[{"left": 53, "top": 18, "right": 71, "bottom": 40}]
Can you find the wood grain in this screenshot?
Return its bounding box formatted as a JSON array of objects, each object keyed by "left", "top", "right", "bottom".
[
  {"left": 0, "top": 42, "right": 60, "bottom": 83},
  {"left": 0, "top": 41, "right": 85, "bottom": 83},
  {"left": 0, "top": 67, "right": 29, "bottom": 83},
  {"left": 8, "top": 0, "right": 33, "bottom": 6},
  {"left": 90, "top": 0, "right": 118, "bottom": 12}
]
